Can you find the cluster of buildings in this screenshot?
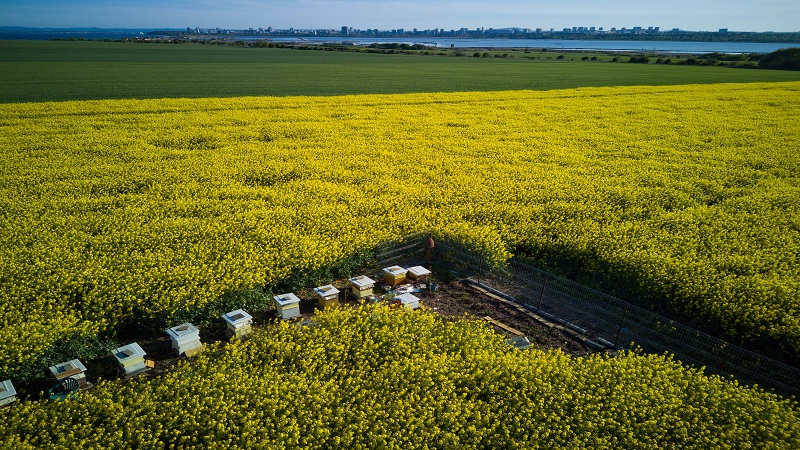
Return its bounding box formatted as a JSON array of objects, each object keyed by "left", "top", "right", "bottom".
[{"left": 180, "top": 25, "right": 702, "bottom": 38}]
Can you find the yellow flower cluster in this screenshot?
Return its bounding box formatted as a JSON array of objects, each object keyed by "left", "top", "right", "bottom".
[
  {"left": 1, "top": 83, "right": 799, "bottom": 375},
  {"left": 2, "top": 306, "right": 798, "bottom": 448}
]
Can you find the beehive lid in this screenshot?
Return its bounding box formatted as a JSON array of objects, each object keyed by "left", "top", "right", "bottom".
[
  {"left": 274, "top": 292, "right": 301, "bottom": 307},
  {"left": 222, "top": 309, "right": 253, "bottom": 326},
  {"left": 407, "top": 266, "right": 431, "bottom": 277},
  {"left": 0, "top": 380, "right": 16, "bottom": 399},
  {"left": 383, "top": 265, "right": 408, "bottom": 276},
  {"left": 166, "top": 323, "right": 199, "bottom": 339},
  {"left": 395, "top": 293, "right": 420, "bottom": 305},
  {"left": 349, "top": 275, "right": 376, "bottom": 288},
  {"left": 112, "top": 342, "right": 146, "bottom": 362},
  {"left": 314, "top": 284, "right": 340, "bottom": 298},
  {"left": 49, "top": 359, "right": 87, "bottom": 376}
]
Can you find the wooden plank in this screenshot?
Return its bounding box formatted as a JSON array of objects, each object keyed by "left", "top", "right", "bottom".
[
  {"left": 54, "top": 367, "right": 83, "bottom": 379},
  {"left": 482, "top": 316, "right": 524, "bottom": 337}
]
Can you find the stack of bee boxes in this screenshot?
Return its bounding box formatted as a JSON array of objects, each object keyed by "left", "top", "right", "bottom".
[
  {"left": 49, "top": 359, "right": 92, "bottom": 390},
  {"left": 0, "top": 380, "right": 17, "bottom": 407},
  {"left": 274, "top": 293, "right": 301, "bottom": 320},
  {"left": 111, "top": 342, "right": 148, "bottom": 377},
  {"left": 314, "top": 284, "right": 340, "bottom": 308},
  {"left": 406, "top": 265, "right": 431, "bottom": 283},
  {"left": 382, "top": 266, "right": 408, "bottom": 287},
  {"left": 395, "top": 293, "right": 420, "bottom": 310},
  {"left": 349, "top": 275, "right": 376, "bottom": 299},
  {"left": 166, "top": 323, "right": 203, "bottom": 357},
  {"left": 222, "top": 309, "right": 253, "bottom": 338}
]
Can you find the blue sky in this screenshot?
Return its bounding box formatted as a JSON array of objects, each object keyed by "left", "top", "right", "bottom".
[{"left": 1, "top": 0, "right": 798, "bottom": 32}]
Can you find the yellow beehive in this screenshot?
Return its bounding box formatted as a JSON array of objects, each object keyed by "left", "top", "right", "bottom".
[
  {"left": 349, "top": 275, "right": 376, "bottom": 298},
  {"left": 314, "top": 284, "right": 340, "bottom": 308},
  {"left": 222, "top": 309, "right": 254, "bottom": 338},
  {"left": 382, "top": 266, "right": 408, "bottom": 287}
]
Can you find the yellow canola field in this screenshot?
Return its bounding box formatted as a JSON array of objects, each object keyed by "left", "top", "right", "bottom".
[
  {"left": 0, "top": 82, "right": 799, "bottom": 374},
  {"left": 3, "top": 306, "right": 799, "bottom": 448}
]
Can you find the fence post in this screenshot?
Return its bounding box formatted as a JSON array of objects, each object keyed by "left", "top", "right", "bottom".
[
  {"left": 477, "top": 254, "right": 483, "bottom": 285},
  {"left": 536, "top": 276, "right": 547, "bottom": 311},
  {"left": 614, "top": 308, "right": 628, "bottom": 348}
]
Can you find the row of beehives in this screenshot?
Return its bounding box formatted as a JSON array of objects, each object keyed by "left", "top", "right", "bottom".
[
  {"left": 1, "top": 265, "right": 434, "bottom": 406},
  {"left": 0, "top": 311, "right": 252, "bottom": 406},
  {"left": 275, "top": 265, "right": 432, "bottom": 320}
]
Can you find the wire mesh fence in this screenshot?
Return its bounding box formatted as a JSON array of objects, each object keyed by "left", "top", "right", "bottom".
[
  {"left": 373, "top": 231, "right": 428, "bottom": 269},
  {"left": 381, "top": 234, "right": 800, "bottom": 397}
]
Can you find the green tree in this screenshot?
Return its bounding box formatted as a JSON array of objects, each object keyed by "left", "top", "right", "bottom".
[{"left": 759, "top": 47, "right": 800, "bottom": 71}]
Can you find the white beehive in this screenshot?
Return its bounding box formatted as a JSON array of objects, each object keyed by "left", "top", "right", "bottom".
[
  {"left": 274, "top": 293, "right": 301, "bottom": 320},
  {"left": 49, "top": 359, "right": 91, "bottom": 389},
  {"left": 314, "top": 284, "right": 340, "bottom": 308},
  {"left": 394, "top": 293, "right": 420, "bottom": 310},
  {"left": 406, "top": 265, "right": 431, "bottom": 282},
  {"left": 111, "top": 342, "right": 148, "bottom": 376},
  {"left": 222, "top": 309, "right": 254, "bottom": 338},
  {"left": 349, "top": 275, "right": 376, "bottom": 298},
  {"left": 382, "top": 266, "right": 408, "bottom": 286},
  {"left": 0, "top": 379, "right": 17, "bottom": 407},
  {"left": 166, "top": 323, "right": 203, "bottom": 356}
]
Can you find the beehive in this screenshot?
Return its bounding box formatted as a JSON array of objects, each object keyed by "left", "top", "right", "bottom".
[
  {"left": 382, "top": 266, "right": 408, "bottom": 287},
  {"left": 394, "top": 293, "right": 420, "bottom": 310},
  {"left": 314, "top": 284, "right": 340, "bottom": 308},
  {"left": 49, "top": 359, "right": 92, "bottom": 389},
  {"left": 166, "top": 323, "right": 203, "bottom": 356},
  {"left": 0, "top": 380, "right": 17, "bottom": 407},
  {"left": 111, "top": 342, "right": 148, "bottom": 376},
  {"left": 222, "top": 309, "right": 254, "bottom": 337},
  {"left": 349, "top": 275, "right": 376, "bottom": 298},
  {"left": 274, "top": 293, "right": 301, "bottom": 320},
  {"left": 406, "top": 265, "right": 431, "bottom": 282}
]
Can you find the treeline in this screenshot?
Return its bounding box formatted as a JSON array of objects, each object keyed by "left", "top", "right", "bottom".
[
  {"left": 119, "top": 37, "right": 800, "bottom": 70},
  {"left": 623, "top": 48, "right": 800, "bottom": 70},
  {"left": 625, "top": 52, "right": 761, "bottom": 68},
  {"left": 759, "top": 48, "right": 800, "bottom": 70}
]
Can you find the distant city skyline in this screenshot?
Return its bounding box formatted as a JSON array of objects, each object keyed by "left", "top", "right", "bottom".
[{"left": 1, "top": 0, "right": 798, "bottom": 32}]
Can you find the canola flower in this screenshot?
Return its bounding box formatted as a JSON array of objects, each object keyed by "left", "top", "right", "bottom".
[
  {"left": 0, "top": 83, "right": 799, "bottom": 377},
  {"left": 1, "top": 305, "right": 798, "bottom": 449}
]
